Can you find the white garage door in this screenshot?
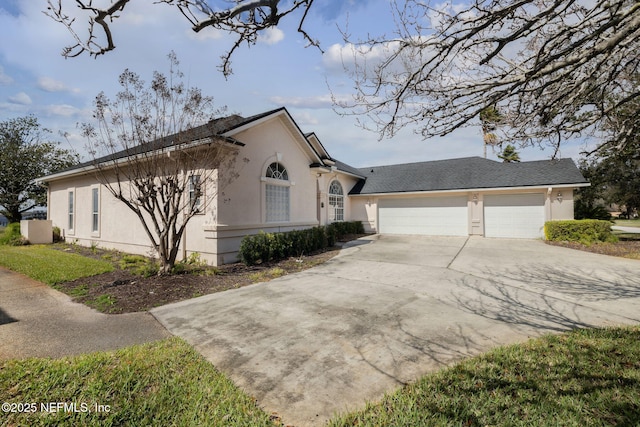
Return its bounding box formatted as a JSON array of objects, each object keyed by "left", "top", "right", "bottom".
[
  {"left": 379, "top": 196, "right": 468, "bottom": 236},
  {"left": 484, "top": 194, "right": 545, "bottom": 238}
]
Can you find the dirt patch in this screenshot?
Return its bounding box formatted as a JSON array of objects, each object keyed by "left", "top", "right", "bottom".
[{"left": 52, "top": 244, "right": 344, "bottom": 314}]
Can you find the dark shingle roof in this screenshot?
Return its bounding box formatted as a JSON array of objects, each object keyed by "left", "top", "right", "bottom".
[
  {"left": 349, "top": 157, "right": 588, "bottom": 195},
  {"left": 334, "top": 159, "right": 366, "bottom": 178}
]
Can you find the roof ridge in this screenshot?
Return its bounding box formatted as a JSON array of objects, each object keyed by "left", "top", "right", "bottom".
[{"left": 359, "top": 156, "right": 491, "bottom": 170}]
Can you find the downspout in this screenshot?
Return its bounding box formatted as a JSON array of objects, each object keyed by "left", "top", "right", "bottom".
[
  {"left": 547, "top": 187, "right": 553, "bottom": 221},
  {"left": 182, "top": 164, "right": 187, "bottom": 262}
]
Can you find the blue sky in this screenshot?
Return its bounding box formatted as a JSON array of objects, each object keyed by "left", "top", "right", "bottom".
[{"left": 0, "top": 0, "right": 592, "bottom": 167}]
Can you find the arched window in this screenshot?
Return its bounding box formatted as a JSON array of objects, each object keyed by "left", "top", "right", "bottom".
[
  {"left": 329, "top": 180, "right": 344, "bottom": 222},
  {"left": 265, "top": 162, "right": 290, "bottom": 222},
  {"left": 266, "top": 162, "right": 288, "bottom": 180}
]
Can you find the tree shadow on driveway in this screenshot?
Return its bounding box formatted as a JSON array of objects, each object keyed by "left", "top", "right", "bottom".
[
  {"left": 451, "top": 263, "right": 640, "bottom": 336},
  {"left": 0, "top": 307, "right": 17, "bottom": 326},
  {"left": 489, "top": 264, "right": 640, "bottom": 302}
]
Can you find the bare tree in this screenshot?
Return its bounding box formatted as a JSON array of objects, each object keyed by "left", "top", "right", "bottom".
[
  {"left": 81, "top": 53, "right": 244, "bottom": 273},
  {"left": 338, "top": 0, "right": 640, "bottom": 154},
  {"left": 45, "top": 0, "right": 318, "bottom": 76},
  {"left": 46, "top": 1, "right": 640, "bottom": 154}
]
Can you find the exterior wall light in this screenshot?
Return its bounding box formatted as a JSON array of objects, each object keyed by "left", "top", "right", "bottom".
[{"left": 556, "top": 192, "right": 563, "bottom": 202}]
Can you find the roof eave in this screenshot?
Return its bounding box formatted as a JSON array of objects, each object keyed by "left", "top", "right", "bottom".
[{"left": 37, "top": 136, "right": 240, "bottom": 184}]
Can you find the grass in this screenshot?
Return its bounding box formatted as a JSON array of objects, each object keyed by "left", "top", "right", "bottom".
[
  {"left": 119, "top": 253, "right": 159, "bottom": 277},
  {"left": 87, "top": 294, "right": 117, "bottom": 312},
  {"left": 0, "top": 337, "right": 276, "bottom": 426},
  {"left": 614, "top": 219, "right": 640, "bottom": 228},
  {"left": 248, "top": 267, "right": 287, "bottom": 282},
  {"left": 329, "top": 326, "right": 640, "bottom": 426},
  {"left": 0, "top": 245, "right": 114, "bottom": 284}
]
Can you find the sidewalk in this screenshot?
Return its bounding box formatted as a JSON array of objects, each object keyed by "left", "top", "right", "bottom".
[
  {"left": 612, "top": 225, "right": 640, "bottom": 234},
  {"left": 0, "top": 267, "right": 170, "bottom": 360}
]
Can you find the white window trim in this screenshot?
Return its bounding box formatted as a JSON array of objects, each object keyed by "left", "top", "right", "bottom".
[
  {"left": 189, "top": 174, "right": 204, "bottom": 215},
  {"left": 67, "top": 189, "right": 75, "bottom": 235},
  {"left": 261, "top": 161, "right": 293, "bottom": 223},
  {"left": 91, "top": 186, "right": 100, "bottom": 236},
  {"left": 328, "top": 180, "right": 345, "bottom": 222}
]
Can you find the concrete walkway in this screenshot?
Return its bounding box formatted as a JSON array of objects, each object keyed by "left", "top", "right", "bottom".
[
  {"left": 0, "top": 267, "right": 170, "bottom": 359},
  {"left": 612, "top": 225, "right": 640, "bottom": 233},
  {"left": 152, "top": 235, "right": 640, "bottom": 426}
]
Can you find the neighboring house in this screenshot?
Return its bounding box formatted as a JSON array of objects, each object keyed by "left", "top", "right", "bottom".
[{"left": 38, "top": 107, "right": 589, "bottom": 265}]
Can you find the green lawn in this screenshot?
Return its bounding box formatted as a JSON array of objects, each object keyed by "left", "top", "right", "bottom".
[
  {"left": 0, "top": 338, "right": 275, "bottom": 427},
  {"left": 0, "top": 245, "right": 113, "bottom": 284},
  {"left": 614, "top": 219, "right": 640, "bottom": 228},
  {"left": 330, "top": 326, "right": 640, "bottom": 426}
]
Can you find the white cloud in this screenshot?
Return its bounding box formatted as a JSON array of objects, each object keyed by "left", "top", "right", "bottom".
[
  {"left": 258, "top": 27, "right": 285, "bottom": 45},
  {"left": 8, "top": 91, "right": 31, "bottom": 105},
  {"left": 270, "top": 94, "right": 335, "bottom": 109},
  {"left": 291, "top": 111, "right": 320, "bottom": 126},
  {"left": 43, "top": 104, "right": 81, "bottom": 117},
  {"left": 0, "top": 66, "right": 12, "bottom": 84},
  {"left": 37, "top": 76, "right": 70, "bottom": 92},
  {"left": 186, "top": 27, "right": 225, "bottom": 41},
  {"left": 322, "top": 41, "right": 403, "bottom": 75}
]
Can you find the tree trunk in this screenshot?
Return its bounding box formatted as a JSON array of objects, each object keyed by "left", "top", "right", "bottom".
[{"left": 5, "top": 207, "right": 21, "bottom": 224}]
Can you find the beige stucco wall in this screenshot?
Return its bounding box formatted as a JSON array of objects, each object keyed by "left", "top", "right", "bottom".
[
  {"left": 216, "top": 116, "right": 319, "bottom": 227},
  {"left": 48, "top": 173, "right": 179, "bottom": 257},
  {"left": 316, "top": 171, "right": 361, "bottom": 226},
  {"left": 202, "top": 116, "right": 325, "bottom": 263},
  {"left": 20, "top": 220, "right": 53, "bottom": 244},
  {"left": 548, "top": 188, "right": 575, "bottom": 220}
]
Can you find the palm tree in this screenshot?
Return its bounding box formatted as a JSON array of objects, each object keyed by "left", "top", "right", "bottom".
[
  {"left": 498, "top": 144, "right": 521, "bottom": 162},
  {"left": 479, "top": 105, "right": 503, "bottom": 158}
]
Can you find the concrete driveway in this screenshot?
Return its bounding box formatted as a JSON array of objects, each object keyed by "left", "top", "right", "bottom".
[{"left": 151, "top": 235, "right": 640, "bottom": 426}]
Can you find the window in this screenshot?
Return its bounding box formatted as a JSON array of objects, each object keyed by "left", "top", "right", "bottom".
[
  {"left": 266, "top": 184, "right": 290, "bottom": 222},
  {"left": 67, "top": 191, "right": 74, "bottom": 231},
  {"left": 329, "top": 180, "right": 344, "bottom": 221},
  {"left": 265, "top": 162, "right": 290, "bottom": 222},
  {"left": 189, "top": 175, "right": 202, "bottom": 213},
  {"left": 91, "top": 188, "right": 99, "bottom": 233},
  {"left": 266, "top": 162, "right": 288, "bottom": 180}
]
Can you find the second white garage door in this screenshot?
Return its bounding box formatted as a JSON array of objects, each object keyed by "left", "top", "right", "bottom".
[
  {"left": 484, "top": 194, "right": 545, "bottom": 238},
  {"left": 378, "top": 196, "right": 468, "bottom": 236}
]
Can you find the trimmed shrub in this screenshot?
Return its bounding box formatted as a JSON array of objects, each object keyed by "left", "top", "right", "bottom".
[
  {"left": 52, "top": 226, "right": 63, "bottom": 243},
  {"left": 544, "top": 220, "right": 617, "bottom": 245},
  {"left": 238, "top": 221, "right": 364, "bottom": 265}
]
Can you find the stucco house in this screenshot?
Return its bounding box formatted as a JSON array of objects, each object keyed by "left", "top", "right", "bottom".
[{"left": 38, "top": 107, "right": 589, "bottom": 265}]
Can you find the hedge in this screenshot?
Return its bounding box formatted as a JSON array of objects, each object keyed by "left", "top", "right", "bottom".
[
  {"left": 238, "top": 221, "right": 365, "bottom": 265},
  {"left": 544, "top": 219, "right": 617, "bottom": 245}
]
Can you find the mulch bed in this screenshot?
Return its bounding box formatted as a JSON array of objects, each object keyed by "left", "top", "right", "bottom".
[
  {"left": 52, "top": 244, "right": 344, "bottom": 314},
  {"left": 546, "top": 239, "right": 640, "bottom": 259}
]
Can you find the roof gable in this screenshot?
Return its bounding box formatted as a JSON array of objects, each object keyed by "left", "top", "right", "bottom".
[{"left": 222, "top": 107, "right": 325, "bottom": 165}]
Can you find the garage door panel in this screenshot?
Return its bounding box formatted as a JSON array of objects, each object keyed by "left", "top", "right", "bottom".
[
  {"left": 379, "top": 196, "right": 468, "bottom": 236},
  {"left": 484, "top": 194, "right": 545, "bottom": 238}
]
